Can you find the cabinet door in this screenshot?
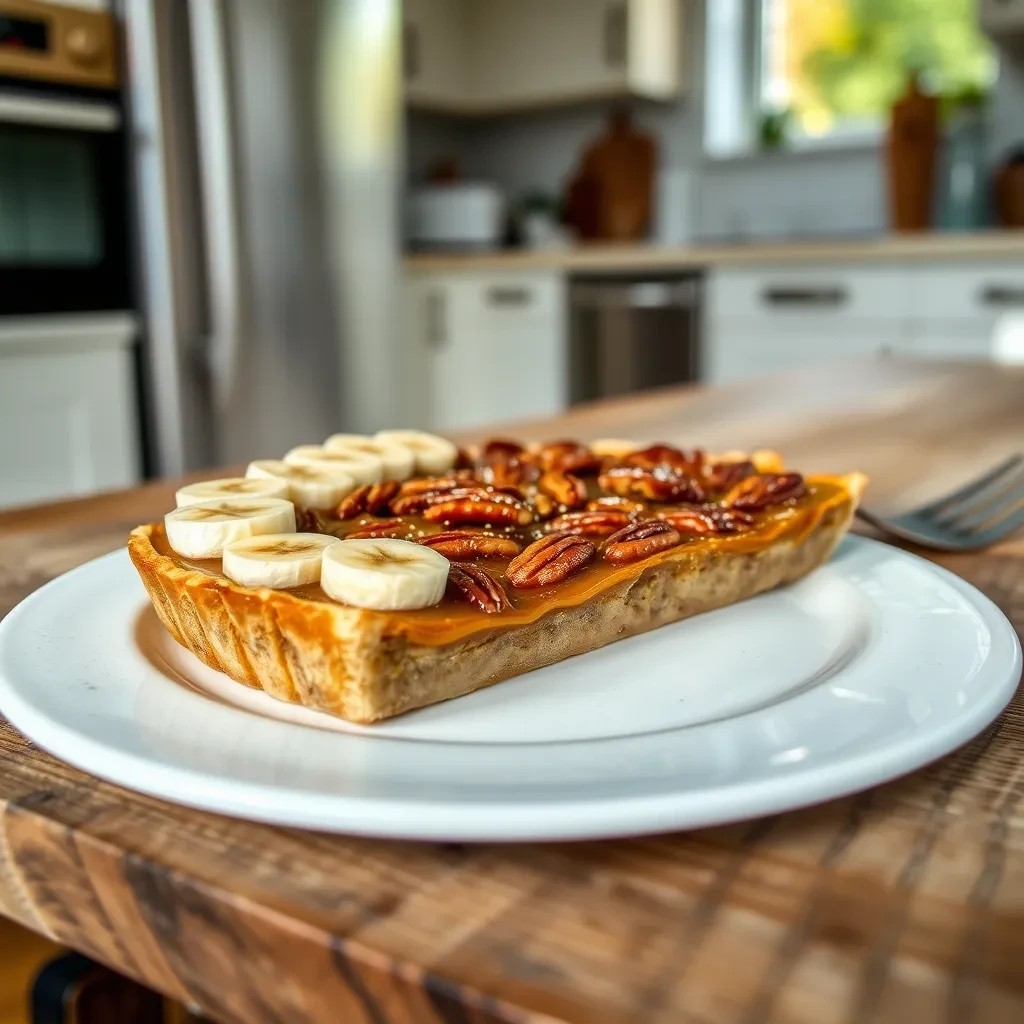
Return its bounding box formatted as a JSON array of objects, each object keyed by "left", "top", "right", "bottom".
[
  {"left": 413, "top": 272, "right": 568, "bottom": 431},
  {"left": 704, "top": 265, "right": 910, "bottom": 384},
  {"left": 403, "top": 0, "right": 468, "bottom": 109},
  {"left": 704, "top": 321, "right": 904, "bottom": 384},
  {"left": 470, "top": 0, "right": 629, "bottom": 107},
  {"left": 906, "top": 262, "right": 1024, "bottom": 362},
  {"left": 0, "top": 345, "right": 139, "bottom": 509}
]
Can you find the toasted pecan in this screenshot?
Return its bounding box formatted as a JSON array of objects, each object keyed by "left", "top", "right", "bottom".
[
  {"left": 602, "top": 519, "right": 682, "bottom": 564},
  {"left": 538, "top": 469, "right": 587, "bottom": 509},
  {"left": 599, "top": 465, "right": 705, "bottom": 504},
  {"left": 724, "top": 472, "right": 806, "bottom": 510},
  {"left": 335, "top": 481, "right": 400, "bottom": 519},
  {"left": 447, "top": 562, "right": 511, "bottom": 613},
  {"left": 505, "top": 533, "right": 596, "bottom": 588},
  {"left": 656, "top": 504, "right": 755, "bottom": 535},
  {"left": 423, "top": 493, "right": 533, "bottom": 527},
  {"left": 419, "top": 530, "right": 521, "bottom": 560},
  {"left": 545, "top": 508, "right": 632, "bottom": 537}
]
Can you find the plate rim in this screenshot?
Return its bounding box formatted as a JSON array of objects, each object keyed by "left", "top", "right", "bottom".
[{"left": 0, "top": 539, "right": 1019, "bottom": 841}]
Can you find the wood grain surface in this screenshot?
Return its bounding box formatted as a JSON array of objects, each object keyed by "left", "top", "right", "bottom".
[{"left": 0, "top": 358, "right": 1022, "bottom": 1024}]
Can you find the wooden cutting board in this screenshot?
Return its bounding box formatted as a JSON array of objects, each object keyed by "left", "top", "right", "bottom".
[{"left": 565, "top": 110, "right": 656, "bottom": 241}]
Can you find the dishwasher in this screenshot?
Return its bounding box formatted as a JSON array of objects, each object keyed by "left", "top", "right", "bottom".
[{"left": 568, "top": 274, "right": 702, "bottom": 404}]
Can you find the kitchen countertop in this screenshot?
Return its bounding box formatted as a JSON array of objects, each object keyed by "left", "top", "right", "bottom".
[
  {"left": 405, "top": 230, "right": 1024, "bottom": 273},
  {"left": 1, "top": 358, "right": 1023, "bottom": 1023}
]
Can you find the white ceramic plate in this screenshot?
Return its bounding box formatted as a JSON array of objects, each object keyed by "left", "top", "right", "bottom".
[{"left": 0, "top": 539, "right": 1018, "bottom": 841}]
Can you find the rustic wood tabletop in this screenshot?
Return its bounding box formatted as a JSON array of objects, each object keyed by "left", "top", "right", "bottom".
[{"left": 0, "top": 358, "right": 1021, "bottom": 1024}]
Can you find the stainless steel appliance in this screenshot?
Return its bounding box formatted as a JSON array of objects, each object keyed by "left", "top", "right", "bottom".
[
  {"left": 0, "top": 0, "right": 130, "bottom": 314},
  {"left": 123, "top": 0, "right": 403, "bottom": 474},
  {"left": 568, "top": 275, "right": 701, "bottom": 403}
]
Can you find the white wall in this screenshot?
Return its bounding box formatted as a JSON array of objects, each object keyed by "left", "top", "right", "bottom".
[{"left": 405, "top": 0, "right": 1024, "bottom": 241}]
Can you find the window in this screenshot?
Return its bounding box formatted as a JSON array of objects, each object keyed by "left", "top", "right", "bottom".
[{"left": 705, "top": 0, "right": 997, "bottom": 155}]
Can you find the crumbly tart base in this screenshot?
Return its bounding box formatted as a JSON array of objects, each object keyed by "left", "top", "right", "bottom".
[{"left": 128, "top": 487, "right": 859, "bottom": 724}]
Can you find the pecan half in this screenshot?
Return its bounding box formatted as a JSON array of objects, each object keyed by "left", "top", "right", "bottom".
[
  {"left": 657, "top": 504, "right": 755, "bottom": 535},
  {"left": 532, "top": 492, "right": 556, "bottom": 520},
  {"left": 505, "top": 534, "right": 596, "bottom": 588},
  {"left": 538, "top": 469, "right": 587, "bottom": 509},
  {"left": 602, "top": 519, "right": 682, "bottom": 564},
  {"left": 447, "top": 562, "right": 511, "bottom": 613},
  {"left": 546, "top": 508, "right": 632, "bottom": 537},
  {"left": 535, "top": 440, "right": 601, "bottom": 475},
  {"left": 703, "top": 459, "right": 756, "bottom": 493},
  {"left": 346, "top": 517, "right": 413, "bottom": 539},
  {"left": 621, "top": 444, "right": 704, "bottom": 477},
  {"left": 296, "top": 508, "right": 329, "bottom": 533},
  {"left": 599, "top": 465, "right": 705, "bottom": 504},
  {"left": 336, "top": 481, "right": 400, "bottom": 519},
  {"left": 479, "top": 457, "right": 532, "bottom": 488},
  {"left": 481, "top": 438, "right": 524, "bottom": 459},
  {"left": 423, "top": 494, "right": 533, "bottom": 527},
  {"left": 725, "top": 472, "right": 806, "bottom": 510},
  {"left": 419, "top": 530, "right": 521, "bottom": 560}
]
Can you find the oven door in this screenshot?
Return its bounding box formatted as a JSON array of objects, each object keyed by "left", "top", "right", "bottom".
[{"left": 0, "top": 86, "right": 130, "bottom": 314}]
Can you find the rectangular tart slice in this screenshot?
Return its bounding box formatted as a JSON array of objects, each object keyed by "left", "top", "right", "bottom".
[{"left": 129, "top": 439, "right": 866, "bottom": 723}]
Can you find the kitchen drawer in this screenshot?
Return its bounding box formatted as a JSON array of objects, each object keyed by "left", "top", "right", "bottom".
[
  {"left": 906, "top": 262, "right": 1024, "bottom": 322},
  {"left": 707, "top": 265, "right": 908, "bottom": 321},
  {"left": 453, "top": 272, "right": 565, "bottom": 318}
]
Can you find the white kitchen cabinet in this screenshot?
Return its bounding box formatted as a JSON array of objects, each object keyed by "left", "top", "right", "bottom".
[
  {"left": 403, "top": 0, "right": 469, "bottom": 110},
  {"left": 905, "top": 261, "right": 1024, "bottom": 361},
  {"left": 403, "top": 0, "right": 682, "bottom": 115},
  {"left": 403, "top": 271, "right": 568, "bottom": 431},
  {"left": 704, "top": 265, "right": 909, "bottom": 384},
  {"left": 0, "top": 315, "right": 140, "bottom": 509}
]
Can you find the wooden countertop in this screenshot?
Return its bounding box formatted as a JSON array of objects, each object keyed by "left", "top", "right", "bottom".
[
  {"left": 1, "top": 358, "right": 1023, "bottom": 1024},
  {"left": 405, "top": 230, "right": 1024, "bottom": 273}
]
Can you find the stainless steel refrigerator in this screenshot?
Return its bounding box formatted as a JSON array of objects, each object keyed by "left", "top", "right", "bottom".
[{"left": 123, "top": 0, "right": 403, "bottom": 476}]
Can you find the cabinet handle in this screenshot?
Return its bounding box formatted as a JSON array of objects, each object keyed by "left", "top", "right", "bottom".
[
  {"left": 486, "top": 286, "right": 533, "bottom": 307},
  {"left": 425, "top": 290, "right": 446, "bottom": 348},
  {"left": 761, "top": 286, "right": 848, "bottom": 307},
  {"left": 403, "top": 21, "right": 419, "bottom": 81},
  {"left": 604, "top": 2, "right": 627, "bottom": 68},
  {"left": 979, "top": 285, "right": 1024, "bottom": 307}
]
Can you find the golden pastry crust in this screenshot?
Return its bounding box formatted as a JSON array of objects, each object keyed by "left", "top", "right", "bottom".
[{"left": 128, "top": 471, "right": 864, "bottom": 723}]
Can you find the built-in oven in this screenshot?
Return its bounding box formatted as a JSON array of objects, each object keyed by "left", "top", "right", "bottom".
[{"left": 0, "top": 0, "right": 130, "bottom": 314}]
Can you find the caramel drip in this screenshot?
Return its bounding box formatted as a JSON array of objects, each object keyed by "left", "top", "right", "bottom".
[{"left": 151, "top": 477, "right": 853, "bottom": 647}]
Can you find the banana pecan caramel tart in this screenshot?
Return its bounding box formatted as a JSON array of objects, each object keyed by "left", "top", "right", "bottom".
[{"left": 129, "top": 431, "right": 867, "bottom": 723}]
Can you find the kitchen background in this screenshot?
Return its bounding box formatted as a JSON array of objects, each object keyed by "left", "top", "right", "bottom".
[{"left": 1, "top": 0, "right": 1023, "bottom": 513}]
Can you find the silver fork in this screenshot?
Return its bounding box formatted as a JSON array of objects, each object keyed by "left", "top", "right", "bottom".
[{"left": 856, "top": 454, "right": 1024, "bottom": 551}]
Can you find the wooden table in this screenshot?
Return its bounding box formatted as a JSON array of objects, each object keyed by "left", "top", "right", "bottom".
[{"left": 1, "top": 359, "right": 1022, "bottom": 1024}]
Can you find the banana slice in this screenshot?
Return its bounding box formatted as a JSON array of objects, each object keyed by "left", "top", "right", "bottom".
[
  {"left": 222, "top": 532, "right": 339, "bottom": 588},
  {"left": 175, "top": 476, "right": 289, "bottom": 508},
  {"left": 323, "top": 434, "right": 415, "bottom": 481},
  {"left": 164, "top": 497, "right": 296, "bottom": 559},
  {"left": 373, "top": 429, "right": 457, "bottom": 475},
  {"left": 246, "top": 459, "right": 355, "bottom": 509},
  {"left": 321, "top": 538, "right": 449, "bottom": 610},
  {"left": 284, "top": 445, "right": 382, "bottom": 485}
]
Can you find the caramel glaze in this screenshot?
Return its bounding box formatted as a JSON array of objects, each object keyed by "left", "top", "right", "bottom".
[{"left": 151, "top": 475, "right": 853, "bottom": 647}]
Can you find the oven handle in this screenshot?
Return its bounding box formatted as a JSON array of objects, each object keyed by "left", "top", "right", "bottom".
[{"left": 0, "top": 91, "right": 120, "bottom": 131}]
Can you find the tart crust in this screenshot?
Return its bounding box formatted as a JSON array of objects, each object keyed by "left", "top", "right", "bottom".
[{"left": 128, "top": 473, "right": 864, "bottom": 723}]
